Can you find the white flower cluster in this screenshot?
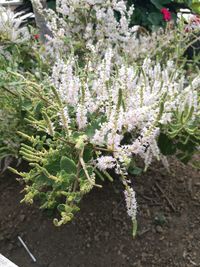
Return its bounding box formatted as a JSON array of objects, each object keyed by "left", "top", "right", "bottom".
[
  {"left": 0, "top": 7, "right": 30, "bottom": 43},
  {"left": 52, "top": 57, "right": 80, "bottom": 106},
  {"left": 31, "top": 0, "right": 191, "bottom": 64},
  {"left": 51, "top": 50, "right": 199, "bottom": 172},
  {"left": 55, "top": 0, "right": 135, "bottom": 46},
  {"left": 96, "top": 156, "right": 116, "bottom": 171},
  {"left": 124, "top": 187, "right": 137, "bottom": 220},
  {"left": 32, "top": 0, "right": 151, "bottom": 61}
]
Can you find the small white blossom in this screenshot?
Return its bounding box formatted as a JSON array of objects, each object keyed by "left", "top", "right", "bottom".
[
  {"left": 96, "top": 156, "right": 116, "bottom": 171},
  {"left": 58, "top": 106, "right": 70, "bottom": 128},
  {"left": 76, "top": 104, "right": 88, "bottom": 130}
]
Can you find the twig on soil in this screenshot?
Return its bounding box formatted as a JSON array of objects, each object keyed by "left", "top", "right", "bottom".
[
  {"left": 189, "top": 259, "right": 197, "bottom": 266},
  {"left": 137, "top": 191, "right": 163, "bottom": 206},
  {"left": 192, "top": 202, "right": 200, "bottom": 207},
  {"left": 137, "top": 228, "right": 151, "bottom": 237},
  {"left": 137, "top": 193, "right": 154, "bottom": 202},
  {"left": 148, "top": 203, "right": 162, "bottom": 206},
  {"left": 155, "top": 182, "right": 176, "bottom": 212},
  {"left": 17, "top": 236, "right": 36, "bottom": 263}
]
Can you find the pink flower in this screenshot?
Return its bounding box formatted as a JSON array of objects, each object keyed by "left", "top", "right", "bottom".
[
  {"left": 161, "top": 8, "right": 171, "bottom": 22},
  {"left": 185, "top": 15, "right": 200, "bottom": 32},
  {"left": 191, "top": 15, "right": 200, "bottom": 25}
]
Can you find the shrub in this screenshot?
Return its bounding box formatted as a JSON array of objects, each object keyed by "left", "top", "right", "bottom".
[
  {"left": 1, "top": 1, "right": 199, "bottom": 235},
  {"left": 9, "top": 50, "right": 200, "bottom": 234}
]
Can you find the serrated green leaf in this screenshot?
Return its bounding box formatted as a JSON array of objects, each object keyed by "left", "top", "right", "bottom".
[{"left": 60, "top": 156, "right": 77, "bottom": 174}]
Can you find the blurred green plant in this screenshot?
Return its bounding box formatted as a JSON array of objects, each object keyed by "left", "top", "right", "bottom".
[
  {"left": 0, "top": 41, "right": 49, "bottom": 166},
  {"left": 128, "top": 0, "right": 200, "bottom": 29}
]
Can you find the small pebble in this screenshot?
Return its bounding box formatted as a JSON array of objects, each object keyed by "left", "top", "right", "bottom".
[
  {"left": 19, "top": 214, "right": 26, "bottom": 222},
  {"left": 156, "top": 225, "right": 163, "bottom": 233}
]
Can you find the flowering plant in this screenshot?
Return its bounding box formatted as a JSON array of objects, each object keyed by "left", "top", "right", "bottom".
[
  {"left": 1, "top": 2, "right": 199, "bottom": 236},
  {"left": 9, "top": 51, "right": 200, "bottom": 235}
]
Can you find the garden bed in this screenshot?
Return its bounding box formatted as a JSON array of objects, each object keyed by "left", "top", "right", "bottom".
[
  {"left": 0, "top": 2, "right": 200, "bottom": 266},
  {"left": 0, "top": 159, "right": 199, "bottom": 267}
]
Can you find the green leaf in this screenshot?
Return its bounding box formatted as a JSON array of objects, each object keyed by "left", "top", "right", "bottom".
[
  {"left": 33, "top": 101, "right": 43, "bottom": 119},
  {"left": 48, "top": 0, "right": 56, "bottom": 10},
  {"left": 150, "top": 0, "right": 171, "bottom": 9},
  {"left": 60, "top": 156, "right": 77, "bottom": 174},
  {"left": 57, "top": 204, "right": 66, "bottom": 212},
  {"left": 22, "top": 99, "right": 32, "bottom": 111},
  {"left": 154, "top": 213, "right": 167, "bottom": 226},
  {"left": 46, "top": 159, "right": 61, "bottom": 175},
  {"left": 177, "top": 140, "right": 195, "bottom": 153},
  {"left": 176, "top": 152, "right": 192, "bottom": 164},
  {"left": 128, "top": 166, "right": 142, "bottom": 175},
  {"left": 35, "top": 174, "right": 53, "bottom": 186},
  {"left": 148, "top": 12, "right": 163, "bottom": 26},
  {"left": 85, "top": 116, "right": 106, "bottom": 138},
  {"left": 83, "top": 145, "right": 93, "bottom": 162},
  {"left": 191, "top": 3, "right": 200, "bottom": 14},
  {"left": 72, "top": 131, "right": 84, "bottom": 141},
  {"left": 158, "top": 133, "right": 176, "bottom": 155},
  {"left": 58, "top": 170, "right": 75, "bottom": 185}
]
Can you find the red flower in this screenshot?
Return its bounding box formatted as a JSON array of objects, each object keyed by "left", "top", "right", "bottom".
[
  {"left": 161, "top": 8, "right": 171, "bottom": 22},
  {"left": 33, "top": 34, "right": 40, "bottom": 40}
]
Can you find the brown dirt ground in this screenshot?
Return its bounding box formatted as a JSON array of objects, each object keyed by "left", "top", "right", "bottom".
[{"left": 0, "top": 158, "right": 200, "bottom": 267}]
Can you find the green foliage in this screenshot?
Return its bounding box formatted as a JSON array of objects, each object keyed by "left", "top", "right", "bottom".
[
  {"left": 14, "top": 127, "right": 101, "bottom": 226},
  {"left": 0, "top": 40, "right": 51, "bottom": 163},
  {"left": 158, "top": 103, "right": 200, "bottom": 163},
  {"left": 4, "top": 76, "right": 103, "bottom": 224},
  {"left": 60, "top": 156, "right": 77, "bottom": 174},
  {"left": 128, "top": 0, "right": 198, "bottom": 29}
]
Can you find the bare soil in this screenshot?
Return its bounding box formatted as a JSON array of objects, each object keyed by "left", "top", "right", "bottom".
[{"left": 0, "top": 159, "right": 200, "bottom": 267}]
